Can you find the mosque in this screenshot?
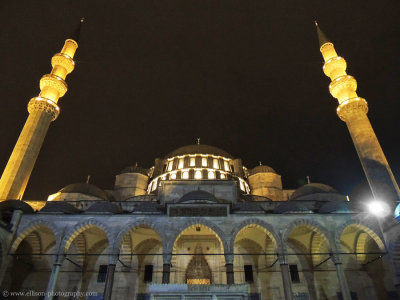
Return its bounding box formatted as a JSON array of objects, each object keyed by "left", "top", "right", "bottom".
[{"left": 0, "top": 18, "right": 399, "bottom": 300}]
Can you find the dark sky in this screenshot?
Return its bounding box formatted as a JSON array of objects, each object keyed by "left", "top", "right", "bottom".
[{"left": 0, "top": 0, "right": 399, "bottom": 200}]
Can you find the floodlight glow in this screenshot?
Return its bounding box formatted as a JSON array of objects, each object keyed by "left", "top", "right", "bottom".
[{"left": 367, "top": 201, "right": 390, "bottom": 217}]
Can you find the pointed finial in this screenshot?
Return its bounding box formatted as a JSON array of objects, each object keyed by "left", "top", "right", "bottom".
[
  {"left": 314, "top": 21, "right": 331, "bottom": 48},
  {"left": 197, "top": 138, "right": 200, "bottom": 145},
  {"left": 306, "top": 176, "right": 311, "bottom": 184},
  {"left": 259, "top": 161, "right": 262, "bottom": 166},
  {"left": 86, "top": 175, "right": 91, "bottom": 184},
  {"left": 135, "top": 162, "right": 138, "bottom": 167},
  {"left": 71, "top": 17, "right": 85, "bottom": 42}
]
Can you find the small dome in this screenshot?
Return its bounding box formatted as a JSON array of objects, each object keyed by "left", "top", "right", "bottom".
[
  {"left": 40, "top": 202, "right": 81, "bottom": 214},
  {"left": 59, "top": 183, "right": 109, "bottom": 200},
  {"left": 249, "top": 165, "right": 276, "bottom": 175},
  {"left": 319, "top": 201, "right": 350, "bottom": 213},
  {"left": 290, "top": 183, "right": 339, "bottom": 200},
  {"left": 120, "top": 165, "right": 149, "bottom": 176},
  {"left": 0, "top": 200, "right": 34, "bottom": 214},
  {"left": 85, "top": 202, "right": 121, "bottom": 214},
  {"left": 178, "top": 190, "right": 218, "bottom": 203},
  {"left": 165, "top": 144, "right": 233, "bottom": 159},
  {"left": 274, "top": 202, "right": 312, "bottom": 214}
]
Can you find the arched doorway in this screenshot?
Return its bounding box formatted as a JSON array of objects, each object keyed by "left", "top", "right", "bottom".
[{"left": 171, "top": 224, "right": 226, "bottom": 284}]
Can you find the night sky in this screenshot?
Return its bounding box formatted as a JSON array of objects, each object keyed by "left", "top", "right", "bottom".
[{"left": 0, "top": 0, "right": 399, "bottom": 200}]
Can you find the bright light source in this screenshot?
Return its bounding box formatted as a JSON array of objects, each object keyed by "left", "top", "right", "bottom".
[{"left": 367, "top": 201, "right": 390, "bottom": 217}]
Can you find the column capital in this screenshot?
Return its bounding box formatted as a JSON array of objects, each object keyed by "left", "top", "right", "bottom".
[
  {"left": 224, "top": 254, "right": 234, "bottom": 265},
  {"left": 108, "top": 254, "right": 118, "bottom": 265},
  {"left": 278, "top": 253, "right": 288, "bottom": 265},
  {"left": 163, "top": 253, "right": 172, "bottom": 264}
]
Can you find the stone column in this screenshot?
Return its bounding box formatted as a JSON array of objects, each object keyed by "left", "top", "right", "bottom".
[
  {"left": 103, "top": 255, "right": 118, "bottom": 300},
  {"left": 162, "top": 254, "right": 172, "bottom": 284},
  {"left": 226, "top": 264, "right": 234, "bottom": 284},
  {"left": 44, "top": 254, "right": 64, "bottom": 300},
  {"left": 331, "top": 254, "right": 351, "bottom": 300},
  {"left": 225, "top": 254, "right": 234, "bottom": 284},
  {"left": 162, "top": 263, "right": 171, "bottom": 284},
  {"left": 278, "top": 254, "right": 293, "bottom": 300}
]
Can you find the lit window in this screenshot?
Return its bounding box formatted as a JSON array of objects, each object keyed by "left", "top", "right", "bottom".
[
  {"left": 224, "top": 161, "right": 229, "bottom": 171},
  {"left": 152, "top": 179, "right": 158, "bottom": 191},
  {"left": 208, "top": 171, "right": 215, "bottom": 179},
  {"left": 170, "top": 172, "right": 176, "bottom": 179},
  {"left": 213, "top": 158, "right": 219, "bottom": 169},
  {"left": 178, "top": 158, "right": 184, "bottom": 169},
  {"left": 240, "top": 181, "right": 245, "bottom": 191},
  {"left": 161, "top": 176, "right": 166, "bottom": 180},
  {"left": 190, "top": 157, "right": 196, "bottom": 166},
  {"left": 167, "top": 161, "right": 173, "bottom": 171},
  {"left": 182, "top": 171, "right": 189, "bottom": 179},
  {"left": 195, "top": 171, "right": 202, "bottom": 179},
  {"left": 220, "top": 173, "right": 226, "bottom": 179},
  {"left": 202, "top": 157, "right": 207, "bottom": 167}
]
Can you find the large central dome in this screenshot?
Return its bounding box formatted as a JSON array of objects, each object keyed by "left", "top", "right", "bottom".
[{"left": 165, "top": 144, "right": 233, "bottom": 159}]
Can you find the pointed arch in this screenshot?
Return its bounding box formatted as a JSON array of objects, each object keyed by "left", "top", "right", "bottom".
[
  {"left": 168, "top": 218, "right": 228, "bottom": 254},
  {"left": 230, "top": 219, "right": 280, "bottom": 253},
  {"left": 114, "top": 219, "right": 164, "bottom": 253},
  {"left": 11, "top": 219, "right": 58, "bottom": 254},
  {"left": 61, "top": 219, "right": 112, "bottom": 253},
  {"left": 335, "top": 219, "right": 385, "bottom": 252}
]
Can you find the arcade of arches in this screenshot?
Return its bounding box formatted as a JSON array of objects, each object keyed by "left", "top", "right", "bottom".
[{"left": 1, "top": 217, "right": 399, "bottom": 300}]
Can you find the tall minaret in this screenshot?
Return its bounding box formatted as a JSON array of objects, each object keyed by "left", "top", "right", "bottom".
[
  {"left": 316, "top": 22, "right": 400, "bottom": 208},
  {"left": 0, "top": 19, "right": 84, "bottom": 201}
]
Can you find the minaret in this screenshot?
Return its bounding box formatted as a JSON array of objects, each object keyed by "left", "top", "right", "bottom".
[
  {"left": 316, "top": 22, "right": 400, "bottom": 208},
  {"left": 0, "top": 19, "right": 84, "bottom": 201}
]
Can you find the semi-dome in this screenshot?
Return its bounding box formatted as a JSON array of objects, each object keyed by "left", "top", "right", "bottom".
[
  {"left": 58, "top": 183, "right": 109, "bottom": 200},
  {"left": 165, "top": 144, "right": 233, "bottom": 159},
  {"left": 178, "top": 190, "right": 218, "bottom": 203},
  {"left": 249, "top": 165, "right": 276, "bottom": 175},
  {"left": 290, "top": 183, "right": 340, "bottom": 200},
  {"left": 85, "top": 202, "right": 122, "bottom": 214},
  {"left": 274, "top": 202, "right": 312, "bottom": 214}
]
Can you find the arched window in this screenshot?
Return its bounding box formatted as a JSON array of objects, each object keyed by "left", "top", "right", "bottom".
[
  {"left": 178, "top": 158, "right": 184, "bottom": 169},
  {"left": 195, "top": 171, "right": 202, "bottom": 179},
  {"left": 190, "top": 157, "right": 196, "bottom": 167},
  {"left": 182, "top": 171, "right": 189, "bottom": 179},
  {"left": 202, "top": 157, "right": 208, "bottom": 167},
  {"left": 213, "top": 158, "right": 219, "bottom": 169},
  {"left": 208, "top": 171, "right": 215, "bottom": 179}
]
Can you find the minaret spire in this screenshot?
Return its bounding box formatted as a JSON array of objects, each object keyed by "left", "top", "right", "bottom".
[
  {"left": 0, "top": 19, "right": 83, "bottom": 201},
  {"left": 316, "top": 23, "right": 400, "bottom": 210}
]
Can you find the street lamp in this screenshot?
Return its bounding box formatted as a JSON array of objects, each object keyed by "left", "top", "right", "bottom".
[{"left": 366, "top": 200, "right": 391, "bottom": 218}]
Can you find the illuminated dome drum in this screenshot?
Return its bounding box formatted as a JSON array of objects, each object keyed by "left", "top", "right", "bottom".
[{"left": 147, "top": 144, "right": 250, "bottom": 194}]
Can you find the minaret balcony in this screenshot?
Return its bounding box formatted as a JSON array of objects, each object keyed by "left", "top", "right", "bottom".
[
  {"left": 329, "top": 75, "right": 357, "bottom": 99},
  {"left": 336, "top": 97, "right": 368, "bottom": 121},
  {"left": 323, "top": 56, "right": 346, "bottom": 79},
  {"left": 40, "top": 74, "right": 68, "bottom": 97},
  {"left": 27, "top": 97, "right": 60, "bottom": 121},
  {"left": 51, "top": 53, "right": 75, "bottom": 74}
]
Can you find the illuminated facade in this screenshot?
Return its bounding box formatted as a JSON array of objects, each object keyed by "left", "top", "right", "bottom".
[{"left": 0, "top": 22, "right": 400, "bottom": 300}]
